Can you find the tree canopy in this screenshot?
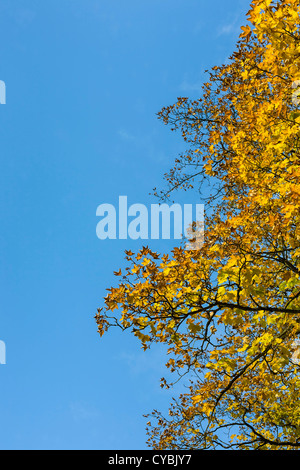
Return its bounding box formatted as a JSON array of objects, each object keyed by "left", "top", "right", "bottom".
[{"left": 95, "top": 0, "right": 300, "bottom": 449}]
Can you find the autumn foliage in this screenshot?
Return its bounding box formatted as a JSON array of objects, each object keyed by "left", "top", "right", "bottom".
[{"left": 96, "top": 0, "right": 300, "bottom": 449}]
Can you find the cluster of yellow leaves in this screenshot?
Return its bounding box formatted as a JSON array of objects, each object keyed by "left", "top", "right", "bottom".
[{"left": 96, "top": 0, "right": 300, "bottom": 450}]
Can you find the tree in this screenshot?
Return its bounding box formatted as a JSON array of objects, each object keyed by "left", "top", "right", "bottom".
[{"left": 95, "top": 0, "right": 300, "bottom": 449}]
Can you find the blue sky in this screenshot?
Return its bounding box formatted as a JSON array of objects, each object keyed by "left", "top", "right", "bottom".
[{"left": 0, "top": 0, "right": 251, "bottom": 450}]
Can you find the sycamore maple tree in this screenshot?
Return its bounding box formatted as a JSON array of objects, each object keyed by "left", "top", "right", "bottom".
[{"left": 95, "top": 0, "right": 300, "bottom": 449}]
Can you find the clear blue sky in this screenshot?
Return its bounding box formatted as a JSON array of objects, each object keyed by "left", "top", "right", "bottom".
[{"left": 0, "top": 0, "right": 251, "bottom": 450}]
